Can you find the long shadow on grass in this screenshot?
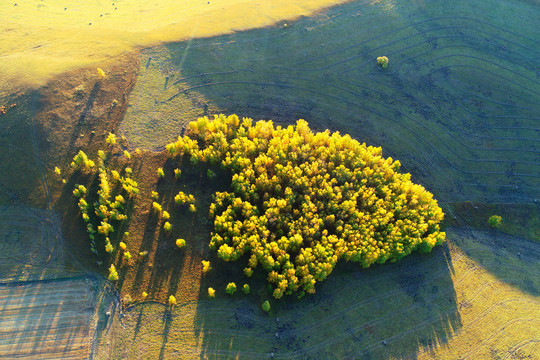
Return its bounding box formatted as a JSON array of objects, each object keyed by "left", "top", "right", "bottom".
[
  {"left": 0, "top": 277, "right": 99, "bottom": 358},
  {"left": 192, "top": 242, "right": 460, "bottom": 359},
  {"left": 449, "top": 227, "right": 540, "bottom": 296}
]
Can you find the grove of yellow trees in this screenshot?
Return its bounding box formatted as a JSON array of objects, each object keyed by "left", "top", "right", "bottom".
[{"left": 173, "top": 114, "right": 446, "bottom": 299}]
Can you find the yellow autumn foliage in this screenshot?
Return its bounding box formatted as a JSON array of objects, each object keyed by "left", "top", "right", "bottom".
[{"left": 166, "top": 114, "right": 445, "bottom": 299}]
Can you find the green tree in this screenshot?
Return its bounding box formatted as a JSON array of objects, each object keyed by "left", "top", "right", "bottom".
[
  {"left": 488, "top": 215, "right": 502, "bottom": 228},
  {"left": 226, "top": 282, "right": 237, "bottom": 295}
]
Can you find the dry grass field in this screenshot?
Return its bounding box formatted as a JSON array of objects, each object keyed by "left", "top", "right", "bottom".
[{"left": 0, "top": 0, "right": 352, "bottom": 95}]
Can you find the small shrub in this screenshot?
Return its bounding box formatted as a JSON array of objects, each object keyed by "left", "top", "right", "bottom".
[
  {"left": 261, "top": 300, "right": 271, "bottom": 312},
  {"left": 151, "top": 191, "right": 159, "bottom": 200},
  {"left": 162, "top": 211, "right": 170, "bottom": 220},
  {"left": 488, "top": 215, "right": 502, "bottom": 228},
  {"left": 168, "top": 295, "right": 177, "bottom": 306},
  {"left": 123, "top": 251, "right": 132, "bottom": 260},
  {"left": 176, "top": 238, "right": 186, "bottom": 248},
  {"left": 208, "top": 287, "right": 216, "bottom": 298},
  {"left": 189, "top": 204, "right": 196, "bottom": 212},
  {"left": 106, "top": 132, "right": 116, "bottom": 145},
  {"left": 119, "top": 242, "right": 127, "bottom": 250},
  {"left": 377, "top": 56, "right": 389, "bottom": 69},
  {"left": 108, "top": 264, "right": 118, "bottom": 281},
  {"left": 242, "top": 284, "right": 250, "bottom": 294},
  {"left": 201, "top": 260, "right": 211, "bottom": 273},
  {"left": 164, "top": 222, "right": 172, "bottom": 231},
  {"left": 142, "top": 291, "right": 148, "bottom": 299},
  {"left": 54, "top": 166, "right": 61, "bottom": 176},
  {"left": 226, "top": 282, "right": 237, "bottom": 295},
  {"left": 97, "top": 68, "right": 106, "bottom": 78},
  {"left": 243, "top": 267, "right": 253, "bottom": 277},
  {"left": 207, "top": 169, "right": 217, "bottom": 179},
  {"left": 157, "top": 167, "right": 165, "bottom": 178},
  {"left": 152, "top": 202, "right": 162, "bottom": 213},
  {"left": 124, "top": 150, "right": 131, "bottom": 160},
  {"left": 174, "top": 168, "right": 182, "bottom": 179}
]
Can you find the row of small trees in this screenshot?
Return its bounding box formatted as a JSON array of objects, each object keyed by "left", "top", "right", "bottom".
[
  {"left": 59, "top": 135, "right": 140, "bottom": 257},
  {"left": 165, "top": 114, "right": 446, "bottom": 299}
]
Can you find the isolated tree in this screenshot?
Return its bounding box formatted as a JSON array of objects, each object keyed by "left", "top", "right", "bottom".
[
  {"left": 226, "top": 282, "right": 237, "bottom": 295},
  {"left": 201, "top": 260, "right": 211, "bottom": 273},
  {"left": 176, "top": 239, "right": 186, "bottom": 248},
  {"left": 488, "top": 215, "right": 502, "bottom": 228}
]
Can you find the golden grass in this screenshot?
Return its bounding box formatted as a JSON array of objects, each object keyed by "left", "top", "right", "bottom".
[{"left": 0, "top": 0, "right": 352, "bottom": 95}]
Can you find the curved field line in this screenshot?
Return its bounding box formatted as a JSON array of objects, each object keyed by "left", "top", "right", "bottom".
[
  {"left": 502, "top": 339, "right": 540, "bottom": 360},
  {"left": 169, "top": 79, "right": 540, "bottom": 181},
  {"left": 291, "top": 16, "right": 540, "bottom": 68},
  {"left": 462, "top": 317, "right": 540, "bottom": 360}
]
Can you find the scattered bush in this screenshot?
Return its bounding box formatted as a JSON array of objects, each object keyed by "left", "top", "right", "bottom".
[
  {"left": 124, "top": 150, "right": 131, "bottom": 160},
  {"left": 162, "top": 211, "right": 170, "bottom": 220},
  {"left": 54, "top": 166, "right": 61, "bottom": 176},
  {"left": 157, "top": 167, "right": 165, "bottom": 178},
  {"left": 488, "top": 215, "right": 502, "bottom": 228},
  {"left": 176, "top": 238, "right": 186, "bottom": 248},
  {"left": 97, "top": 68, "right": 106, "bottom": 78},
  {"left": 242, "top": 284, "right": 250, "bottom": 294},
  {"left": 152, "top": 191, "right": 159, "bottom": 200},
  {"left": 164, "top": 222, "right": 172, "bottom": 231},
  {"left": 119, "top": 242, "right": 127, "bottom": 250},
  {"left": 226, "top": 282, "right": 237, "bottom": 295},
  {"left": 261, "top": 300, "right": 271, "bottom": 312},
  {"left": 168, "top": 295, "right": 177, "bottom": 306},
  {"left": 142, "top": 291, "right": 148, "bottom": 299},
  {"left": 243, "top": 267, "right": 253, "bottom": 277},
  {"left": 208, "top": 287, "right": 216, "bottom": 298},
  {"left": 174, "top": 168, "right": 182, "bottom": 179},
  {"left": 72, "top": 184, "right": 87, "bottom": 197},
  {"left": 166, "top": 115, "right": 445, "bottom": 299},
  {"left": 152, "top": 202, "right": 162, "bottom": 213},
  {"left": 108, "top": 264, "right": 118, "bottom": 281},
  {"left": 106, "top": 132, "right": 116, "bottom": 145},
  {"left": 174, "top": 191, "right": 195, "bottom": 205},
  {"left": 377, "top": 56, "right": 389, "bottom": 69},
  {"left": 70, "top": 150, "right": 94, "bottom": 170},
  {"left": 201, "top": 260, "right": 211, "bottom": 273}
]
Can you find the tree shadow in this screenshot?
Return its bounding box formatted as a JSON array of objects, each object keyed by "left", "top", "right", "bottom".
[
  {"left": 192, "top": 242, "right": 460, "bottom": 359},
  {"left": 449, "top": 227, "right": 540, "bottom": 297},
  {"left": 0, "top": 276, "right": 101, "bottom": 359}
]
